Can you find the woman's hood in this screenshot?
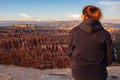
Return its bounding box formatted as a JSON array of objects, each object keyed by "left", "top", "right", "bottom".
[{"left": 79, "top": 18, "right": 104, "bottom": 34}]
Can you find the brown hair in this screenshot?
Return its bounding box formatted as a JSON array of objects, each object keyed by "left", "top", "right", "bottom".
[{"left": 82, "top": 5, "right": 102, "bottom": 21}]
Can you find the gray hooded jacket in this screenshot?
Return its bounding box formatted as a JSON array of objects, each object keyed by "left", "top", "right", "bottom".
[{"left": 68, "top": 18, "right": 115, "bottom": 80}]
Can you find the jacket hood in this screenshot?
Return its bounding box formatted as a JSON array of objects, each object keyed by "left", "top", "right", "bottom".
[{"left": 79, "top": 18, "right": 104, "bottom": 33}]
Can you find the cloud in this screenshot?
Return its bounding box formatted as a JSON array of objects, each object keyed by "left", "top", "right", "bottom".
[
  {"left": 99, "top": 1, "right": 120, "bottom": 6},
  {"left": 20, "top": 13, "right": 31, "bottom": 19},
  {"left": 68, "top": 14, "right": 81, "bottom": 20},
  {"left": 99, "top": 1, "right": 120, "bottom": 22},
  {"left": 99, "top": 1, "right": 120, "bottom": 10},
  {"left": 99, "top": 1, "right": 120, "bottom": 12}
]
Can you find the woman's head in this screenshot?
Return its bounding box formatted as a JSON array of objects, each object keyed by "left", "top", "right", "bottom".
[{"left": 82, "top": 5, "right": 102, "bottom": 21}]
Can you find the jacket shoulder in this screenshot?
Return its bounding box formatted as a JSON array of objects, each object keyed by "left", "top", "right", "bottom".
[
  {"left": 69, "top": 26, "right": 79, "bottom": 35},
  {"left": 102, "top": 29, "right": 112, "bottom": 40},
  {"left": 103, "top": 29, "right": 111, "bottom": 36}
]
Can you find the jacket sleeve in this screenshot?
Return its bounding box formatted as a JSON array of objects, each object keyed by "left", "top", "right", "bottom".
[
  {"left": 105, "top": 32, "right": 115, "bottom": 65},
  {"left": 68, "top": 30, "right": 75, "bottom": 58}
]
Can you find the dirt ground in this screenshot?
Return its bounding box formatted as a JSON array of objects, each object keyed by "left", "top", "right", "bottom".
[{"left": 0, "top": 64, "right": 120, "bottom": 80}]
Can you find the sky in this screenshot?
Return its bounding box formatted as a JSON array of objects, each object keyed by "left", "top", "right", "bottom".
[{"left": 0, "top": 0, "right": 120, "bottom": 22}]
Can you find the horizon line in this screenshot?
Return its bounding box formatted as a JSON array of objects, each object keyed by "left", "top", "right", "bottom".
[{"left": 0, "top": 19, "right": 120, "bottom": 24}]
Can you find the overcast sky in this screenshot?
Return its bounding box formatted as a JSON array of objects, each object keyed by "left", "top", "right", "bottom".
[{"left": 0, "top": 0, "right": 120, "bottom": 22}]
